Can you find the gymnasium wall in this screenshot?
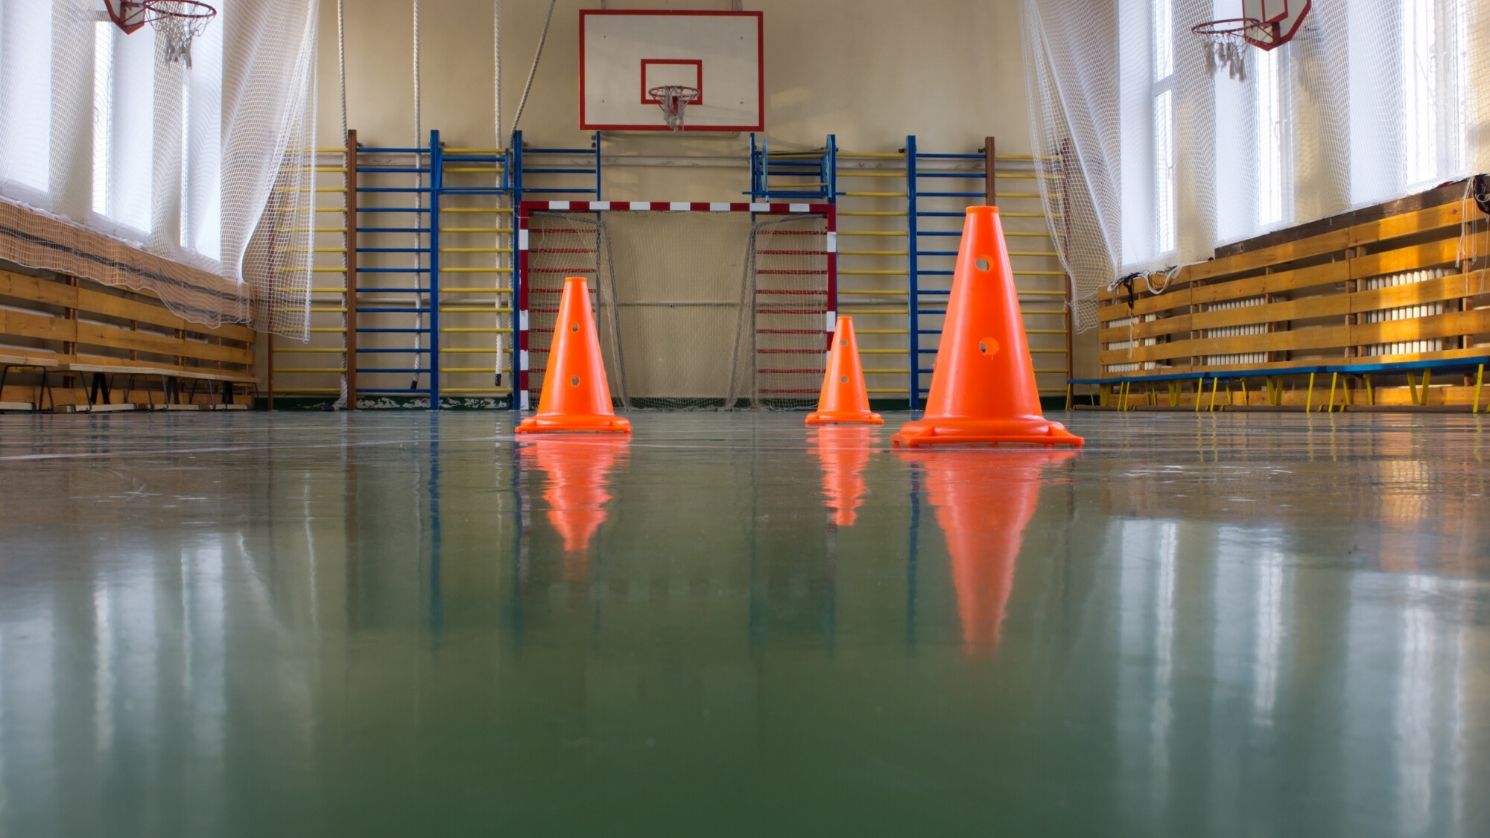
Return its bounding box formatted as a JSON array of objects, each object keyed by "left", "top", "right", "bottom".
[
  {"left": 292, "top": 0, "right": 1094, "bottom": 400},
  {"left": 317, "top": 0, "right": 1031, "bottom": 157}
]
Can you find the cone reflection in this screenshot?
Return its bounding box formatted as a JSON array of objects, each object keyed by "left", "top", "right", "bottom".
[
  {"left": 811, "top": 426, "right": 875, "bottom": 527},
  {"left": 519, "top": 437, "right": 628, "bottom": 578},
  {"left": 907, "top": 449, "right": 1075, "bottom": 654}
]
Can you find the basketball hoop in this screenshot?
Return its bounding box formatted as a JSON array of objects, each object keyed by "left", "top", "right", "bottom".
[
  {"left": 104, "top": 1, "right": 216, "bottom": 68},
  {"left": 648, "top": 85, "right": 700, "bottom": 132},
  {"left": 1192, "top": 17, "right": 1272, "bottom": 80}
]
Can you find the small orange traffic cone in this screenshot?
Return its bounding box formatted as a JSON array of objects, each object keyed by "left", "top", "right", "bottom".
[
  {"left": 892, "top": 206, "right": 1082, "bottom": 448},
  {"left": 516, "top": 276, "right": 631, "bottom": 434},
  {"left": 806, "top": 317, "right": 882, "bottom": 426}
]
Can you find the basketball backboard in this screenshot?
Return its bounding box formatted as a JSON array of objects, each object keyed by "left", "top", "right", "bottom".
[
  {"left": 1242, "top": 0, "right": 1310, "bottom": 49},
  {"left": 579, "top": 10, "right": 764, "bottom": 132}
]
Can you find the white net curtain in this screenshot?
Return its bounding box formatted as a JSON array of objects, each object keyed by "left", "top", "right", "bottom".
[
  {"left": 0, "top": 0, "right": 318, "bottom": 336},
  {"left": 1021, "top": 0, "right": 1490, "bottom": 331}
]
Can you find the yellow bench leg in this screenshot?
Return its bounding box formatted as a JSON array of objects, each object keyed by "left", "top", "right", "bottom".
[
  {"left": 1475, "top": 364, "right": 1485, "bottom": 414},
  {"left": 1306, "top": 372, "right": 1316, "bottom": 412},
  {"left": 1208, "top": 375, "right": 1221, "bottom": 412},
  {"left": 1327, "top": 372, "right": 1338, "bottom": 413}
]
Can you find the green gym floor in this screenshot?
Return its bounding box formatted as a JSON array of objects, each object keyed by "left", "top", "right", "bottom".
[{"left": 0, "top": 411, "right": 1486, "bottom": 836}]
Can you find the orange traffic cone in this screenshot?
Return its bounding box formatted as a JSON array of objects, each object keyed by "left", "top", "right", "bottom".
[
  {"left": 905, "top": 449, "right": 1075, "bottom": 654},
  {"left": 516, "top": 276, "right": 631, "bottom": 434},
  {"left": 520, "top": 437, "right": 627, "bottom": 578},
  {"left": 806, "top": 317, "right": 882, "bottom": 425},
  {"left": 811, "top": 426, "right": 874, "bottom": 527},
  {"left": 892, "top": 206, "right": 1082, "bottom": 448}
]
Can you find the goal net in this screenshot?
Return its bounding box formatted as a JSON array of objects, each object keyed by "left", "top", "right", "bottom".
[{"left": 518, "top": 202, "right": 835, "bottom": 411}]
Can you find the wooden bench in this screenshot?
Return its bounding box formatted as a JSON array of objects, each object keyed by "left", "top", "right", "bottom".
[
  {"left": 0, "top": 266, "right": 257, "bottom": 411},
  {"left": 0, "top": 352, "right": 60, "bottom": 412},
  {"left": 1085, "top": 183, "right": 1490, "bottom": 410},
  {"left": 1074, "top": 355, "right": 1490, "bottom": 414},
  {"left": 60, "top": 361, "right": 255, "bottom": 412}
]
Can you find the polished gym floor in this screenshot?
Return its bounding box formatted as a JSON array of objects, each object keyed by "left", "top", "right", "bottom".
[{"left": 0, "top": 411, "right": 1486, "bottom": 835}]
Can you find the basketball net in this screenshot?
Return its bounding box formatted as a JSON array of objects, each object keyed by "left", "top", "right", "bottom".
[
  {"left": 144, "top": 0, "right": 216, "bottom": 68},
  {"left": 648, "top": 85, "right": 699, "bottom": 132},
  {"left": 1193, "top": 18, "right": 1272, "bottom": 81}
]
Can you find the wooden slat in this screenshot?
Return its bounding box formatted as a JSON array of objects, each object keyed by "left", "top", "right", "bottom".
[
  {"left": 1099, "top": 312, "right": 1193, "bottom": 344},
  {"left": 1348, "top": 200, "right": 1465, "bottom": 247},
  {"left": 0, "top": 309, "right": 76, "bottom": 342},
  {"left": 1189, "top": 260, "right": 1349, "bottom": 306},
  {"left": 1350, "top": 237, "right": 1467, "bottom": 281},
  {"left": 62, "top": 360, "right": 255, "bottom": 382},
  {"left": 1352, "top": 270, "right": 1490, "bottom": 314},
  {"left": 75, "top": 284, "right": 253, "bottom": 344},
  {"left": 0, "top": 351, "right": 61, "bottom": 367},
  {"left": 74, "top": 321, "right": 252, "bottom": 366},
  {"left": 1189, "top": 293, "right": 1351, "bottom": 332},
  {"left": 0, "top": 270, "right": 78, "bottom": 307}
]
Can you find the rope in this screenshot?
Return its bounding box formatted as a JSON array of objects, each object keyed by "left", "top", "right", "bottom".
[
  {"left": 336, "top": 0, "right": 349, "bottom": 408},
  {"left": 337, "top": 0, "right": 347, "bottom": 138},
  {"left": 509, "top": 0, "right": 557, "bottom": 135},
  {"left": 411, "top": 0, "right": 425, "bottom": 389},
  {"left": 493, "top": 0, "right": 502, "bottom": 146},
  {"left": 494, "top": 0, "right": 504, "bottom": 389}
]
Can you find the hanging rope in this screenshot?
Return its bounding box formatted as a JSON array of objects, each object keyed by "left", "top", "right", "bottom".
[
  {"left": 493, "top": 0, "right": 502, "bottom": 143},
  {"left": 411, "top": 0, "right": 426, "bottom": 390},
  {"left": 493, "top": 0, "right": 506, "bottom": 389},
  {"left": 337, "top": 0, "right": 348, "bottom": 138},
  {"left": 509, "top": 0, "right": 557, "bottom": 135}
]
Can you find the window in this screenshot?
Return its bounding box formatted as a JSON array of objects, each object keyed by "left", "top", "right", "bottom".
[
  {"left": 1152, "top": 0, "right": 1177, "bottom": 256},
  {"left": 0, "top": 0, "right": 53, "bottom": 194},
  {"left": 91, "top": 20, "right": 155, "bottom": 235},
  {"left": 1402, "top": 0, "right": 1466, "bottom": 189},
  {"left": 181, "top": 20, "right": 224, "bottom": 260},
  {"left": 1254, "top": 46, "right": 1286, "bottom": 228}
]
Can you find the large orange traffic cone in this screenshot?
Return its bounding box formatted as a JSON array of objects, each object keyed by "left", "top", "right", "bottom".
[
  {"left": 905, "top": 449, "right": 1075, "bottom": 654},
  {"left": 516, "top": 276, "right": 631, "bottom": 434},
  {"left": 806, "top": 317, "right": 882, "bottom": 425},
  {"left": 892, "top": 207, "right": 1082, "bottom": 448},
  {"left": 811, "top": 426, "right": 874, "bottom": 527}
]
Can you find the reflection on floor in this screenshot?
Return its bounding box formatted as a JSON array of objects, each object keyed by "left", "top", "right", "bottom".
[{"left": 0, "top": 411, "right": 1486, "bottom": 837}]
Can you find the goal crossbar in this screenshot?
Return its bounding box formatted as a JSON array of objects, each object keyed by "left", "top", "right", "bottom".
[{"left": 516, "top": 200, "right": 838, "bottom": 411}]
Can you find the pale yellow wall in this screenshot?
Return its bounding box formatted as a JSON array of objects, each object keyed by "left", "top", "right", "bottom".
[
  {"left": 319, "top": 0, "right": 1033, "bottom": 154},
  {"left": 284, "top": 0, "right": 1094, "bottom": 402}
]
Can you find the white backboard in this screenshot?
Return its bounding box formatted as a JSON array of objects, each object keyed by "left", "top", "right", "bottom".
[
  {"left": 579, "top": 10, "right": 764, "bottom": 132},
  {"left": 1242, "top": 0, "right": 1311, "bottom": 49}
]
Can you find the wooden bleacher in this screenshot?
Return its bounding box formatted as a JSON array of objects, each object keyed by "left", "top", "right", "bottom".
[
  {"left": 0, "top": 267, "right": 256, "bottom": 412},
  {"left": 1078, "top": 183, "right": 1490, "bottom": 411}
]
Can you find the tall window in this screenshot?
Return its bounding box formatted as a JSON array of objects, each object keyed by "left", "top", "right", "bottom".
[
  {"left": 1152, "top": 0, "right": 1177, "bottom": 256},
  {"left": 91, "top": 21, "right": 155, "bottom": 234},
  {"left": 1402, "top": 0, "right": 1466, "bottom": 189},
  {"left": 1254, "top": 46, "right": 1287, "bottom": 228},
  {"left": 0, "top": 0, "right": 53, "bottom": 194},
  {"left": 181, "top": 20, "right": 224, "bottom": 260}
]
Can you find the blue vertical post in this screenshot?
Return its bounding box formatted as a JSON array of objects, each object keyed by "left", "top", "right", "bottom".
[
  {"left": 750, "top": 134, "right": 762, "bottom": 199},
  {"left": 905, "top": 135, "right": 920, "bottom": 411},
  {"left": 429, "top": 130, "right": 442, "bottom": 408},
  {"left": 592, "top": 131, "right": 602, "bottom": 199},
  {"left": 825, "top": 134, "right": 838, "bottom": 202}
]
